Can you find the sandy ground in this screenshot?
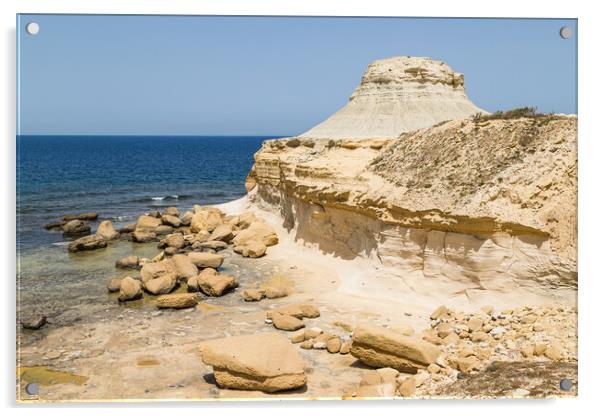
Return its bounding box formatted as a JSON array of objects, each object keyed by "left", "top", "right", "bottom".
[{"left": 16, "top": 196, "right": 576, "bottom": 402}]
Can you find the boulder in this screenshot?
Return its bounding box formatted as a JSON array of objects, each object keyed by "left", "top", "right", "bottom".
[
  {"left": 118, "top": 223, "right": 136, "bottom": 233},
  {"left": 144, "top": 273, "right": 178, "bottom": 295},
  {"left": 232, "top": 221, "right": 278, "bottom": 247},
  {"left": 190, "top": 209, "right": 222, "bottom": 233},
  {"left": 264, "top": 286, "right": 287, "bottom": 299},
  {"left": 136, "top": 215, "right": 162, "bottom": 230},
  {"left": 115, "top": 255, "right": 139, "bottom": 269},
  {"left": 131, "top": 230, "right": 156, "bottom": 242},
  {"left": 163, "top": 207, "right": 180, "bottom": 217},
  {"left": 139, "top": 259, "right": 176, "bottom": 283},
  {"left": 162, "top": 215, "right": 182, "bottom": 228},
  {"left": 271, "top": 311, "right": 305, "bottom": 331},
  {"left": 96, "top": 220, "right": 119, "bottom": 240},
  {"left": 180, "top": 211, "right": 193, "bottom": 226},
  {"left": 155, "top": 225, "right": 174, "bottom": 235},
  {"left": 430, "top": 305, "right": 449, "bottom": 320},
  {"left": 187, "top": 275, "right": 200, "bottom": 292},
  {"left": 156, "top": 293, "right": 198, "bottom": 309},
  {"left": 68, "top": 234, "right": 107, "bottom": 252},
  {"left": 187, "top": 252, "right": 224, "bottom": 269},
  {"left": 106, "top": 277, "right": 123, "bottom": 292},
  {"left": 327, "top": 337, "right": 342, "bottom": 353},
  {"left": 164, "top": 233, "right": 185, "bottom": 249},
  {"left": 238, "top": 212, "right": 257, "bottom": 229},
  {"left": 197, "top": 269, "right": 237, "bottom": 296},
  {"left": 21, "top": 315, "right": 47, "bottom": 330},
  {"left": 62, "top": 220, "right": 91, "bottom": 235},
  {"left": 63, "top": 212, "right": 99, "bottom": 221},
  {"left": 209, "top": 224, "right": 234, "bottom": 243},
  {"left": 199, "top": 241, "right": 228, "bottom": 251},
  {"left": 199, "top": 332, "right": 306, "bottom": 392},
  {"left": 351, "top": 325, "right": 441, "bottom": 373},
  {"left": 171, "top": 254, "right": 198, "bottom": 281},
  {"left": 356, "top": 369, "right": 398, "bottom": 398},
  {"left": 242, "top": 289, "right": 265, "bottom": 302},
  {"left": 118, "top": 276, "right": 142, "bottom": 301},
  {"left": 43, "top": 220, "right": 66, "bottom": 230},
  {"left": 267, "top": 303, "right": 319, "bottom": 319},
  {"left": 233, "top": 241, "right": 267, "bottom": 258}
]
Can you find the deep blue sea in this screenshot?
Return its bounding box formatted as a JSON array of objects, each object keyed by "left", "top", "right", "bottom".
[
  {"left": 17, "top": 135, "right": 271, "bottom": 252},
  {"left": 16, "top": 135, "right": 289, "bottom": 322}
]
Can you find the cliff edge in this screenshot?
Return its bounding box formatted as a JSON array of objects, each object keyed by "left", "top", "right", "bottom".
[{"left": 246, "top": 57, "right": 577, "bottom": 296}]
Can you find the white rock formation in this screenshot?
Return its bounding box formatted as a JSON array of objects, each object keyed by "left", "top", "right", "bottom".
[
  {"left": 300, "top": 56, "right": 485, "bottom": 140},
  {"left": 245, "top": 56, "right": 577, "bottom": 298}
]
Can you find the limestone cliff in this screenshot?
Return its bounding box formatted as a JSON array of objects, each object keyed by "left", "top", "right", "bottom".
[
  {"left": 246, "top": 57, "right": 577, "bottom": 295},
  {"left": 300, "top": 56, "right": 485, "bottom": 140}
]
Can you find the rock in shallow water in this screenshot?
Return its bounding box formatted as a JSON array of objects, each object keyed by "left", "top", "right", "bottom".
[
  {"left": 68, "top": 234, "right": 107, "bottom": 252},
  {"left": 156, "top": 293, "right": 198, "bottom": 309},
  {"left": 118, "top": 276, "right": 142, "bottom": 302},
  {"left": 115, "top": 255, "right": 139, "bottom": 269},
  {"left": 21, "top": 315, "right": 47, "bottom": 330},
  {"left": 196, "top": 268, "right": 237, "bottom": 296},
  {"left": 199, "top": 332, "right": 307, "bottom": 392},
  {"left": 62, "top": 220, "right": 91, "bottom": 236},
  {"left": 96, "top": 220, "right": 119, "bottom": 240}
]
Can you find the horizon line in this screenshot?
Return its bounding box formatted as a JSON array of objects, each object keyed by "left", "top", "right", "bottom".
[{"left": 16, "top": 133, "right": 294, "bottom": 138}]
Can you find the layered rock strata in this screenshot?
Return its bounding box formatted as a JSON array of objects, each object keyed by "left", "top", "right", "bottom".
[
  {"left": 246, "top": 57, "right": 577, "bottom": 295},
  {"left": 300, "top": 56, "right": 484, "bottom": 140}
]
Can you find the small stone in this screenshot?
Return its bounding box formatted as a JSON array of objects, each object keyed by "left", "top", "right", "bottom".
[
  {"left": 339, "top": 340, "right": 352, "bottom": 354},
  {"left": 313, "top": 342, "right": 327, "bottom": 350},
  {"left": 469, "top": 331, "right": 489, "bottom": 343},
  {"left": 43, "top": 350, "right": 62, "bottom": 360},
  {"left": 534, "top": 343, "right": 547, "bottom": 356},
  {"left": 520, "top": 344, "right": 534, "bottom": 358},
  {"left": 21, "top": 315, "right": 47, "bottom": 330},
  {"left": 264, "top": 286, "right": 287, "bottom": 299},
  {"left": 467, "top": 317, "right": 484, "bottom": 332},
  {"left": 427, "top": 363, "right": 441, "bottom": 374},
  {"left": 272, "top": 311, "right": 305, "bottom": 331},
  {"left": 430, "top": 305, "right": 449, "bottom": 320},
  {"left": 242, "top": 289, "right": 265, "bottom": 302},
  {"left": 513, "top": 388, "right": 531, "bottom": 397},
  {"left": 304, "top": 327, "right": 323, "bottom": 340},
  {"left": 106, "top": 277, "right": 123, "bottom": 292},
  {"left": 544, "top": 341, "right": 563, "bottom": 361},
  {"left": 300, "top": 340, "right": 314, "bottom": 349},
  {"left": 290, "top": 330, "right": 305, "bottom": 343},
  {"left": 481, "top": 305, "right": 494, "bottom": 315},
  {"left": 397, "top": 376, "right": 416, "bottom": 397},
  {"left": 326, "top": 337, "right": 341, "bottom": 353}
]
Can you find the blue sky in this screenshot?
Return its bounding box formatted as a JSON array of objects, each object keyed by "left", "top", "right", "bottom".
[{"left": 17, "top": 15, "right": 577, "bottom": 136}]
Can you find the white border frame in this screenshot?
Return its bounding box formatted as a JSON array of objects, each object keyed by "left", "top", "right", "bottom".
[{"left": 2, "top": 1, "right": 599, "bottom": 415}]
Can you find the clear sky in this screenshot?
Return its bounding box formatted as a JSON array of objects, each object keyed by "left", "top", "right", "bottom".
[{"left": 17, "top": 15, "right": 577, "bottom": 136}]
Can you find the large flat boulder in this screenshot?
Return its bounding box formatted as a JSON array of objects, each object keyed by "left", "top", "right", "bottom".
[
  {"left": 232, "top": 221, "right": 278, "bottom": 247},
  {"left": 187, "top": 252, "right": 224, "bottom": 269},
  {"left": 199, "top": 332, "right": 306, "bottom": 392},
  {"left": 136, "top": 215, "right": 162, "bottom": 230},
  {"left": 156, "top": 293, "right": 198, "bottom": 309},
  {"left": 351, "top": 325, "right": 440, "bottom": 373}
]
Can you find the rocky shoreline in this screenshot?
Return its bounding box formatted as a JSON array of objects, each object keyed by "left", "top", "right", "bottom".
[{"left": 17, "top": 56, "right": 577, "bottom": 401}]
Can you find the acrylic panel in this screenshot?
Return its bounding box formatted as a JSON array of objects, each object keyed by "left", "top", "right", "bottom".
[{"left": 16, "top": 14, "right": 578, "bottom": 402}]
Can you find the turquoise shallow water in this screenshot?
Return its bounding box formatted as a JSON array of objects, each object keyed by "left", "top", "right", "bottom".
[{"left": 16, "top": 135, "right": 273, "bottom": 320}]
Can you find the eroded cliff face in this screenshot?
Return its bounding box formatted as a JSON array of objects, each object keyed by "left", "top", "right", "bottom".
[{"left": 246, "top": 57, "right": 577, "bottom": 297}]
